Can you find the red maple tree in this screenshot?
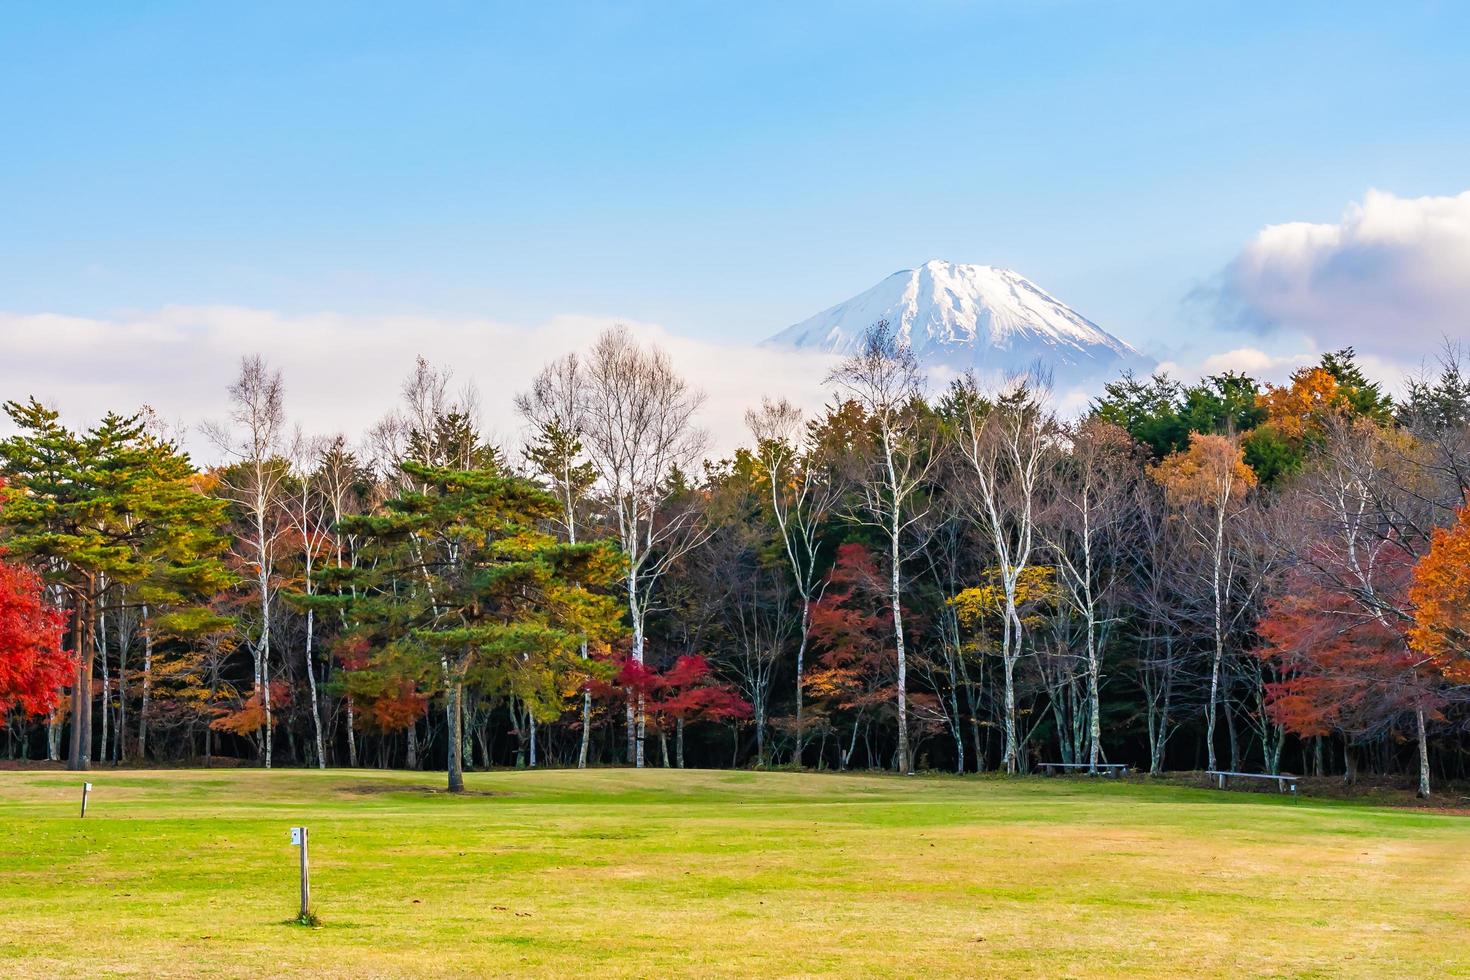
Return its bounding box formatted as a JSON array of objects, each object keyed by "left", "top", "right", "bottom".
[
  {"left": 0, "top": 552, "right": 71, "bottom": 722},
  {"left": 805, "top": 543, "right": 898, "bottom": 718},
  {"left": 1253, "top": 559, "right": 1442, "bottom": 741},
  {"left": 604, "top": 654, "right": 751, "bottom": 732}
]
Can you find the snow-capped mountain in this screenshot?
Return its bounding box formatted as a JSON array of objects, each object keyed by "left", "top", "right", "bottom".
[{"left": 766, "top": 260, "right": 1153, "bottom": 384}]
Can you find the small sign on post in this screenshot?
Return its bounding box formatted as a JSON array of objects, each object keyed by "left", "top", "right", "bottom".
[
  {"left": 290, "top": 826, "right": 310, "bottom": 922},
  {"left": 80, "top": 782, "right": 93, "bottom": 818}
]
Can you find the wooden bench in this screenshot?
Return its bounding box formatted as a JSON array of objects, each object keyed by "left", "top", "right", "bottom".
[
  {"left": 1205, "top": 770, "right": 1300, "bottom": 798},
  {"left": 1040, "top": 762, "right": 1129, "bottom": 778}
]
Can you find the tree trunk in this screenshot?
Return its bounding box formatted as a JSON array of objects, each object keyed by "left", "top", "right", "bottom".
[
  {"left": 304, "top": 606, "right": 325, "bottom": 768},
  {"left": 1086, "top": 614, "right": 1102, "bottom": 773},
  {"left": 676, "top": 717, "right": 685, "bottom": 769},
  {"left": 628, "top": 567, "right": 646, "bottom": 769},
  {"left": 446, "top": 680, "right": 464, "bottom": 793},
  {"left": 257, "top": 548, "right": 273, "bottom": 769},
  {"left": 625, "top": 689, "right": 637, "bottom": 765},
  {"left": 1416, "top": 707, "right": 1431, "bottom": 798},
  {"left": 889, "top": 521, "right": 910, "bottom": 774},
  {"left": 68, "top": 593, "right": 96, "bottom": 772},
  {"left": 98, "top": 602, "right": 110, "bottom": 765},
  {"left": 795, "top": 598, "right": 810, "bottom": 766},
  {"left": 346, "top": 696, "right": 358, "bottom": 767},
  {"left": 577, "top": 687, "right": 591, "bottom": 769},
  {"left": 1001, "top": 611, "right": 1020, "bottom": 774},
  {"left": 138, "top": 609, "right": 153, "bottom": 760}
]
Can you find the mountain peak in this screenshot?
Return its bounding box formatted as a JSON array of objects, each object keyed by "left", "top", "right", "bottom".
[{"left": 766, "top": 260, "right": 1152, "bottom": 383}]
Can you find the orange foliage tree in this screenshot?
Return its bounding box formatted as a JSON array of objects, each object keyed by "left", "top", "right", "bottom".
[
  {"left": 1149, "top": 433, "right": 1258, "bottom": 771},
  {"left": 1409, "top": 502, "right": 1470, "bottom": 683},
  {"left": 1256, "top": 367, "right": 1347, "bottom": 443}
]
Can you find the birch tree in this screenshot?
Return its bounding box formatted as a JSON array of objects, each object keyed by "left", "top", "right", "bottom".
[
  {"left": 205, "top": 356, "right": 290, "bottom": 768},
  {"left": 285, "top": 429, "right": 332, "bottom": 768},
  {"left": 1041, "top": 417, "right": 1136, "bottom": 771},
  {"left": 953, "top": 379, "right": 1053, "bottom": 773},
  {"left": 577, "top": 326, "right": 708, "bottom": 767},
  {"left": 1149, "top": 433, "right": 1257, "bottom": 773},
  {"left": 827, "top": 322, "right": 936, "bottom": 774},
  {"left": 745, "top": 397, "right": 840, "bottom": 761}
]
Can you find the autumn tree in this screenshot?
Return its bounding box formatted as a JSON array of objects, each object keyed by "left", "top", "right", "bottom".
[
  {"left": 1040, "top": 418, "right": 1138, "bottom": 771},
  {"left": 603, "top": 654, "right": 750, "bottom": 768},
  {"left": 205, "top": 356, "right": 291, "bottom": 767},
  {"left": 0, "top": 401, "right": 230, "bottom": 769},
  {"left": 1150, "top": 432, "right": 1258, "bottom": 772},
  {"left": 1409, "top": 501, "right": 1470, "bottom": 683},
  {"left": 0, "top": 550, "right": 69, "bottom": 721},
  {"left": 1257, "top": 553, "right": 1447, "bottom": 794},
  {"left": 827, "top": 322, "right": 937, "bottom": 773}
]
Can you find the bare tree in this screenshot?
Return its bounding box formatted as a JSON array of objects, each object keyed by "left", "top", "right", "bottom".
[
  {"left": 1125, "top": 479, "right": 1200, "bottom": 775},
  {"left": 827, "top": 322, "right": 937, "bottom": 774},
  {"left": 578, "top": 325, "right": 709, "bottom": 768},
  {"left": 745, "top": 397, "right": 840, "bottom": 762},
  {"left": 204, "top": 356, "right": 290, "bottom": 768},
  {"left": 286, "top": 428, "right": 332, "bottom": 768},
  {"left": 953, "top": 378, "right": 1054, "bottom": 773},
  {"left": 1041, "top": 417, "right": 1136, "bottom": 771}
]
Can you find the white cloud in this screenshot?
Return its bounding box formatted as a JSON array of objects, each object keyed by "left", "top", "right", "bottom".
[
  {"left": 1156, "top": 347, "right": 1315, "bottom": 382},
  {"left": 1212, "top": 188, "right": 1470, "bottom": 352},
  {"left": 0, "top": 306, "right": 840, "bottom": 462}
]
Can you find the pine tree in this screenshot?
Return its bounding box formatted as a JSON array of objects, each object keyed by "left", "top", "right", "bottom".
[{"left": 326, "top": 461, "right": 622, "bottom": 791}]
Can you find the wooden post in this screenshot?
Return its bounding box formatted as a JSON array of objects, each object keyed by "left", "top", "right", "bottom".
[
  {"left": 291, "top": 826, "right": 310, "bottom": 920},
  {"left": 1217, "top": 772, "right": 1226, "bottom": 790},
  {"left": 80, "top": 781, "right": 92, "bottom": 818}
]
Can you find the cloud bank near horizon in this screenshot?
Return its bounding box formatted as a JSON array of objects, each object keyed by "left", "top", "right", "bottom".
[
  {"left": 0, "top": 306, "right": 846, "bottom": 461},
  {"left": 1206, "top": 188, "right": 1470, "bottom": 355}
]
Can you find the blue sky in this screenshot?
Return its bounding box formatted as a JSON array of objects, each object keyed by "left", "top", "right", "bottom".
[{"left": 3, "top": 1, "right": 1469, "bottom": 361}]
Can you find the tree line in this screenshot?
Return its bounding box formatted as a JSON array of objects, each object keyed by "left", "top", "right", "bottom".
[{"left": 2, "top": 323, "right": 1467, "bottom": 795}]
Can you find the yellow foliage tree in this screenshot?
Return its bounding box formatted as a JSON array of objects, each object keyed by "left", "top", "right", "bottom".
[{"left": 950, "top": 565, "right": 1058, "bottom": 635}]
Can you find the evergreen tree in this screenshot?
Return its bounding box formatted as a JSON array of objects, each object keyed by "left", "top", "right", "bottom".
[{"left": 327, "top": 461, "right": 622, "bottom": 791}]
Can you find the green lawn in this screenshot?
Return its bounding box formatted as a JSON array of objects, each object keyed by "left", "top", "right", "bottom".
[{"left": 0, "top": 768, "right": 1465, "bottom": 978}]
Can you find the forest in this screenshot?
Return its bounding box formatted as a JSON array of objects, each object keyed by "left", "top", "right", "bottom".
[{"left": 2, "top": 324, "right": 1468, "bottom": 796}]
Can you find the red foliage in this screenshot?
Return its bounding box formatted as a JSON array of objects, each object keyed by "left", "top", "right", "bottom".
[
  {"left": 0, "top": 552, "right": 71, "bottom": 722},
  {"left": 333, "top": 632, "right": 375, "bottom": 671},
  {"left": 1254, "top": 560, "right": 1441, "bottom": 739},
  {"left": 362, "top": 680, "right": 428, "bottom": 733},
  {"left": 805, "top": 543, "right": 897, "bottom": 712},
  {"left": 596, "top": 654, "right": 751, "bottom": 731}
]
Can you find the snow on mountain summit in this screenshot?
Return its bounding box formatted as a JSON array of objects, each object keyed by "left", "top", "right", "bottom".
[{"left": 766, "top": 260, "right": 1152, "bottom": 383}]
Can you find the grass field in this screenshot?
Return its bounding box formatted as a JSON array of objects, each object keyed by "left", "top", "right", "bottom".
[{"left": 0, "top": 768, "right": 1466, "bottom": 978}]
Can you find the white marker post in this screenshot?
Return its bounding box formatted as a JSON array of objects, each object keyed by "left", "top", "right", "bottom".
[
  {"left": 80, "top": 782, "right": 92, "bottom": 818},
  {"left": 290, "top": 826, "right": 310, "bottom": 921}
]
